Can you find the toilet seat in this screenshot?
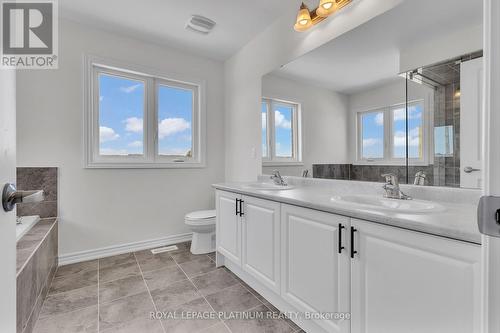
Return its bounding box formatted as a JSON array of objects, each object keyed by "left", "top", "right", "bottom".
[{"left": 185, "top": 210, "right": 216, "bottom": 224}]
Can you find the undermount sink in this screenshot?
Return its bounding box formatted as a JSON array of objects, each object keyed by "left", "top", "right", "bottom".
[
  {"left": 331, "top": 195, "right": 446, "bottom": 214},
  {"left": 242, "top": 182, "right": 295, "bottom": 191}
]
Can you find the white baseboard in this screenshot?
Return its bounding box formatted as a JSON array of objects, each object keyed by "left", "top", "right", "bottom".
[{"left": 58, "top": 232, "right": 193, "bottom": 266}]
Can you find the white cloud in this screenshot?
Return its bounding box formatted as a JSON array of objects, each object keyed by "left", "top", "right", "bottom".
[
  {"left": 100, "top": 148, "right": 128, "bottom": 156},
  {"left": 274, "top": 111, "right": 291, "bottom": 129},
  {"left": 375, "top": 113, "right": 384, "bottom": 126},
  {"left": 394, "top": 127, "right": 421, "bottom": 147},
  {"left": 120, "top": 84, "right": 142, "bottom": 94},
  {"left": 128, "top": 140, "right": 143, "bottom": 148},
  {"left": 393, "top": 108, "right": 422, "bottom": 122},
  {"left": 363, "top": 138, "right": 381, "bottom": 147},
  {"left": 99, "top": 126, "right": 120, "bottom": 142},
  {"left": 124, "top": 117, "right": 143, "bottom": 133},
  {"left": 159, "top": 148, "right": 190, "bottom": 156},
  {"left": 158, "top": 118, "right": 191, "bottom": 139}
]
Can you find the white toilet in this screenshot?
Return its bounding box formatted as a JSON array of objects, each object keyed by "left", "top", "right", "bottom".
[{"left": 184, "top": 210, "right": 216, "bottom": 254}]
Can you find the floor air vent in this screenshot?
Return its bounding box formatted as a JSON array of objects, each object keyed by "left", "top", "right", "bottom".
[{"left": 150, "top": 245, "right": 179, "bottom": 254}]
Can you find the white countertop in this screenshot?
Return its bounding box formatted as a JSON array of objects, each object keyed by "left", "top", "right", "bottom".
[{"left": 213, "top": 178, "right": 481, "bottom": 244}]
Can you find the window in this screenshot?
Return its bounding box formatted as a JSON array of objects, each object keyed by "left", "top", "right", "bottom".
[
  {"left": 262, "top": 98, "right": 301, "bottom": 164},
  {"left": 84, "top": 56, "right": 205, "bottom": 168},
  {"left": 357, "top": 100, "right": 426, "bottom": 164}
]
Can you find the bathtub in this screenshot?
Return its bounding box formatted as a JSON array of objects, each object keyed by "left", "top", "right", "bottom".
[{"left": 16, "top": 215, "right": 40, "bottom": 241}]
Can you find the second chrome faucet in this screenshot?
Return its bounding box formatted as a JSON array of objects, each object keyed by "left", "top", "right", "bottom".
[{"left": 381, "top": 173, "right": 411, "bottom": 200}]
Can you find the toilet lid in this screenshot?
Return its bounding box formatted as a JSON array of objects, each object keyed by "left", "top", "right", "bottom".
[{"left": 185, "top": 210, "right": 216, "bottom": 221}]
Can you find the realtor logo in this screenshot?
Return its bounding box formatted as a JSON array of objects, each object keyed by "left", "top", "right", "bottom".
[{"left": 1, "top": 0, "right": 58, "bottom": 69}]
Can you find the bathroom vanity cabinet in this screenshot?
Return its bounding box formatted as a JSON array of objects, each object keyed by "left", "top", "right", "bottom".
[{"left": 215, "top": 190, "right": 481, "bottom": 333}]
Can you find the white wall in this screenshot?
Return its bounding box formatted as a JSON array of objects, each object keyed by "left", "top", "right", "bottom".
[
  {"left": 400, "top": 23, "right": 483, "bottom": 72},
  {"left": 16, "top": 20, "right": 225, "bottom": 256},
  {"left": 347, "top": 78, "right": 434, "bottom": 162},
  {"left": 224, "top": 0, "right": 404, "bottom": 181},
  {"left": 262, "top": 74, "right": 349, "bottom": 176}
]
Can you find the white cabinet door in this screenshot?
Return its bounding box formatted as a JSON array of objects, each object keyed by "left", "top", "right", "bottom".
[
  {"left": 351, "top": 219, "right": 481, "bottom": 333},
  {"left": 216, "top": 191, "right": 242, "bottom": 265},
  {"left": 281, "top": 204, "right": 350, "bottom": 333},
  {"left": 241, "top": 195, "right": 281, "bottom": 293}
]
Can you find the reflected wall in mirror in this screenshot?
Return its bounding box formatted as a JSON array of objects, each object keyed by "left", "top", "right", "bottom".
[{"left": 261, "top": 0, "right": 483, "bottom": 189}]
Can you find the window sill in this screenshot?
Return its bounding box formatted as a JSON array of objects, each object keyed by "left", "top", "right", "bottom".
[
  {"left": 262, "top": 161, "right": 304, "bottom": 167},
  {"left": 353, "top": 160, "right": 430, "bottom": 167},
  {"left": 85, "top": 162, "right": 206, "bottom": 169}
]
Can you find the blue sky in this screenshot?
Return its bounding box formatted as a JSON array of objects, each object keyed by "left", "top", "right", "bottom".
[
  {"left": 262, "top": 102, "right": 293, "bottom": 158},
  {"left": 98, "top": 74, "right": 192, "bottom": 156},
  {"left": 362, "top": 103, "right": 423, "bottom": 159}
]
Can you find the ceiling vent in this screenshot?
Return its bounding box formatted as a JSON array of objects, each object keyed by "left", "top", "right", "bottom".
[{"left": 186, "top": 15, "right": 216, "bottom": 35}]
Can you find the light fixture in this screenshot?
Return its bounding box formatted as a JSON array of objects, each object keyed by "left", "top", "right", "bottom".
[
  {"left": 294, "top": 3, "right": 313, "bottom": 32},
  {"left": 294, "top": 0, "right": 352, "bottom": 32},
  {"left": 317, "top": 0, "right": 338, "bottom": 17}
]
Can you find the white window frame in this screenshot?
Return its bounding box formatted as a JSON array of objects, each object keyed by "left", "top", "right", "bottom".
[
  {"left": 261, "top": 97, "right": 302, "bottom": 166},
  {"left": 356, "top": 99, "right": 429, "bottom": 166},
  {"left": 84, "top": 55, "right": 206, "bottom": 169}
]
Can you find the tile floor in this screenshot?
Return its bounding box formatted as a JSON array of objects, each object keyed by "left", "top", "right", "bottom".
[{"left": 33, "top": 242, "right": 303, "bottom": 333}]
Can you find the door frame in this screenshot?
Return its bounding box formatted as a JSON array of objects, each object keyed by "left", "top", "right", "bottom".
[{"left": 481, "top": 0, "right": 500, "bottom": 331}]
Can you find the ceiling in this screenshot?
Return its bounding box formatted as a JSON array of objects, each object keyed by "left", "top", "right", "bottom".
[
  {"left": 272, "top": 0, "right": 483, "bottom": 94},
  {"left": 59, "top": 0, "right": 293, "bottom": 61}
]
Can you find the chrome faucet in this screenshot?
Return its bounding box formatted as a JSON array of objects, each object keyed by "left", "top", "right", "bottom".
[
  {"left": 414, "top": 171, "right": 426, "bottom": 186},
  {"left": 270, "top": 170, "right": 287, "bottom": 186},
  {"left": 381, "top": 173, "right": 411, "bottom": 200}
]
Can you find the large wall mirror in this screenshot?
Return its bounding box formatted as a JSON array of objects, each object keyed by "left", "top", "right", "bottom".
[{"left": 261, "top": 0, "right": 483, "bottom": 189}]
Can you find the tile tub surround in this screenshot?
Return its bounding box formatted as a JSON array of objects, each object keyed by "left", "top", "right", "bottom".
[
  {"left": 33, "top": 242, "right": 302, "bottom": 333},
  {"left": 16, "top": 167, "right": 58, "bottom": 218},
  {"left": 17, "top": 218, "right": 58, "bottom": 333},
  {"left": 216, "top": 176, "right": 482, "bottom": 244},
  {"left": 313, "top": 164, "right": 436, "bottom": 185}
]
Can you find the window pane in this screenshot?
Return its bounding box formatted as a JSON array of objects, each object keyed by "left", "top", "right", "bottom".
[
  {"left": 392, "top": 102, "right": 423, "bottom": 159},
  {"left": 361, "top": 112, "right": 384, "bottom": 159},
  {"left": 262, "top": 102, "right": 268, "bottom": 158},
  {"left": 435, "top": 125, "right": 454, "bottom": 156},
  {"left": 98, "top": 73, "right": 145, "bottom": 156},
  {"left": 274, "top": 103, "right": 293, "bottom": 158},
  {"left": 158, "top": 84, "right": 193, "bottom": 157}
]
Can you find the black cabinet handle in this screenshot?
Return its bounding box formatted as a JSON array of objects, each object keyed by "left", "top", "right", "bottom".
[
  {"left": 239, "top": 199, "right": 244, "bottom": 216},
  {"left": 338, "top": 223, "right": 345, "bottom": 254},
  {"left": 235, "top": 198, "right": 239, "bottom": 216},
  {"left": 351, "top": 227, "right": 358, "bottom": 258}
]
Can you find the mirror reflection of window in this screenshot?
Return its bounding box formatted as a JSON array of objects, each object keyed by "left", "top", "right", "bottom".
[
  {"left": 434, "top": 126, "right": 454, "bottom": 157},
  {"left": 392, "top": 101, "right": 424, "bottom": 160},
  {"left": 360, "top": 111, "right": 384, "bottom": 160},
  {"left": 274, "top": 103, "right": 294, "bottom": 158}
]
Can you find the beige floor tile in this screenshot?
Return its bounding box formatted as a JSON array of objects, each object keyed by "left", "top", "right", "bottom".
[
  {"left": 150, "top": 279, "right": 201, "bottom": 312},
  {"left": 99, "top": 253, "right": 136, "bottom": 269},
  {"left": 33, "top": 305, "right": 97, "bottom": 333},
  {"left": 99, "top": 292, "right": 156, "bottom": 331},
  {"left": 99, "top": 275, "right": 147, "bottom": 303},
  {"left": 224, "top": 304, "right": 295, "bottom": 333},
  {"left": 40, "top": 285, "right": 98, "bottom": 318},
  {"left": 55, "top": 260, "right": 98, "bottom": 278},
  {"left": 49, "top": 269, "right": 98, "bottom": 294},
  {"left": 100, "top": 316, "right": 164, "bottom": 333},
  {"left": 160, "top": 297, "right": 220, "bottom": 333},
  {"left": 178, "top": 256, "right": 216, "bottom": 277},
  {"left": 99, "top": 261, "right": 141, "bottom": 283},
  {"left": 191, "top": 268, "right": 238, "bottom": 296},
  {"left": 143, "top": 265, "right": 187, "bottom": 292},
  {"left": 205, "top": 283, "right": 262, "bottom": 314}
]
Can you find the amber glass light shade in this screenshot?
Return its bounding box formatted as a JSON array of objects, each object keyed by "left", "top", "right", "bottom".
[
  {"left": 316, "top": 0, "right": 338, "bottom": 17},
  {"left": 294, "top": 3, "right": 313, "bottom": 32}
]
